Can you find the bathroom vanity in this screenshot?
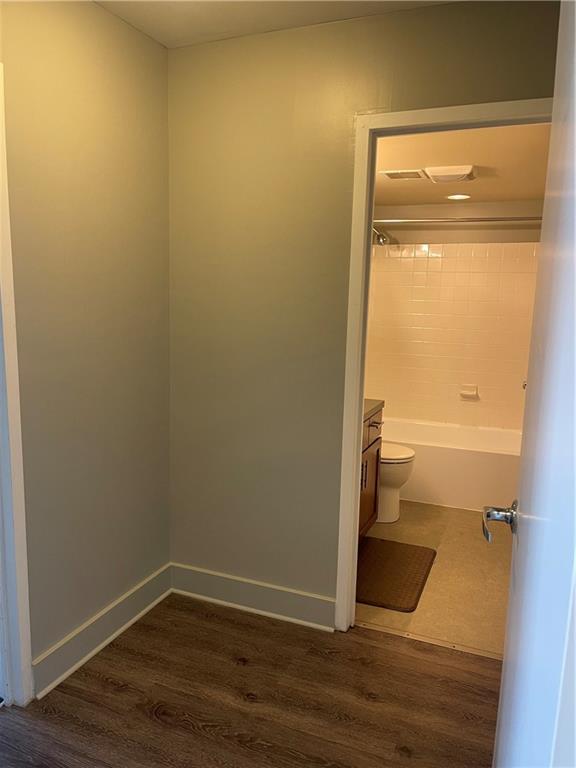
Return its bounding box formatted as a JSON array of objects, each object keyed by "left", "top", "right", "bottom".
[{"left": 359, "top": 399, "right": 383, "bottom": 538}]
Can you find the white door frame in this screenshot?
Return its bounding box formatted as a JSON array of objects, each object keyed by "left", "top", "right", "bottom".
[
  {"left": 0, "top": 64, "right": 34, "bottom": 707},
  {"left": 335, "top": 97, "right": 554, "bottom": 633}
]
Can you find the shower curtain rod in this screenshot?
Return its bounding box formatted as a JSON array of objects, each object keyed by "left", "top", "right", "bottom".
[{"left": 373, "top": 216, "right": 542, "bottom": 225}]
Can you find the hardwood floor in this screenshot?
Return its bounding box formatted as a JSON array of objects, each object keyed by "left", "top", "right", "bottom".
[{"left": 0, "top": 594, "right": 501, "bottom": 767}]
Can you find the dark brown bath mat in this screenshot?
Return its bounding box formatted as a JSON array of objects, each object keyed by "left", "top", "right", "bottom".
[{"left": 356, "top": 538, "right": 436, "bottom": 612}]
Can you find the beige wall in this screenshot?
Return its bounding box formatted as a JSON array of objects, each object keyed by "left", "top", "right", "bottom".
[
  {"left": 168, "top": 2, "right": 559, "bottom": 598},
  {"left": 365, "top": 242, "right": 538, "bottom": 429},
  {"left": 2, "top": 2, "right": 169, "bottom": 656},
  {"left": 0, "top": 1, "right": 560, "bottom": 654}
]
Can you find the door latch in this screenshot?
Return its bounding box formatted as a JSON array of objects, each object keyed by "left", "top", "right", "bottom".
[{"left": 482, "top": 500, "right": 518, "bottom": 543}]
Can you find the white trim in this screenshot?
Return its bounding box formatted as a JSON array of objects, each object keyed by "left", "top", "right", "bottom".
[
  {"left": 35, "top": 589, "right": 171, "bottom": 700},
  {"left": 335, "top": 98, "right": 554, "bottom": 632},
  {"left": 32, "top": 563, "right": 171, "bottom": 665},
  {"left": 34, "top": 560, "right": 333, "bottom": 666},
  {"left": 171, "top": 561, "right": 335, "bottom": 604},
  {"left": 171, "top": 562, "right": 335, "bottom": 630},
  {"left": 171, "top": 588, "right": 334, "bottom": 633},
  {"left": 32, "top": 560, "right": 335, "bottom": 698},
  {"left": 0, "top": 64, "right": 34, "bottom": 706},
  {"left": 35, "top": 577, "right": 334, "bottom": 699}
]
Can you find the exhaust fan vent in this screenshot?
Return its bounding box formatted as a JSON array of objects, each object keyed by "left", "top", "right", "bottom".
[
  {"left": 424, "top": 165, "right": 475, "bottom": 183},
  {"left": 380, "top": 169, "right": 428, "bottom": 180}
]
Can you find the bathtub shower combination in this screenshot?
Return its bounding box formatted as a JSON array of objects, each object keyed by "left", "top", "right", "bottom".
[
  {"left": 357, "top": 242, "right": 534, "bottom": 656},
  {"left": 380, "top": 418, "right": 521, "bottom": 512},
  {"left": 365, "top": 241, "right": 536, "bottom": 513}
]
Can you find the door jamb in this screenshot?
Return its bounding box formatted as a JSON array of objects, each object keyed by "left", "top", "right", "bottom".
[
  {"left": 0, "top": 63, "right": 34, "bottom": 707},
  {"left": 335, "top": 97, "right": 554, "bottom": 632}
]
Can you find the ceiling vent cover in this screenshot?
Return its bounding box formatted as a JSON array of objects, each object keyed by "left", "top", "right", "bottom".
[
  {"left": 381, "top": 169, "right": 428, "bottom": 180},
  {"left": 424, "top": 165, "right": 475, "bottom": 183}
]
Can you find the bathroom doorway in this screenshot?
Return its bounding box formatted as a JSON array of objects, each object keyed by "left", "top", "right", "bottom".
[
  {"left": 354, "top": 121, "right": 549, "bottom": 658},
  {"left": 336, "top": 98, "right": 562, "bottom": 634},
  {"left": 336, "top": 100, "right": 554, "bottom": 637},
  {"left": 336, "top": 102, "right": 557, "bottom": 642}
]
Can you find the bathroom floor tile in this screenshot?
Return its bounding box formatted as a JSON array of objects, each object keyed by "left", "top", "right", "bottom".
[{"left": 355, "top": 500, "right": 511, "bottom": 658}]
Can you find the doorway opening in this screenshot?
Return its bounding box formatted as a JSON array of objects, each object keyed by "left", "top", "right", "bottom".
[
  {"left": 356, "top": 120, "right": 550, "bottom": 657},
  {"left": 335, "top": 99, "right": 553, "bottom": 646}
]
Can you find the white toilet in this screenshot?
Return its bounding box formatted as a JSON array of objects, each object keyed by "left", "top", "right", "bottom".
[{"left": 378, "top": 442, "right": 416, "bottom": 523}]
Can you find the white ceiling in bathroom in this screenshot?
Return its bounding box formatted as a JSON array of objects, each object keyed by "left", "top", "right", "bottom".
[
  {"left": 98, "top": 1, "right": 449, "bottom": 48},
  {"left": 374, "top": 123, "right": 551, "bottom": 206}
]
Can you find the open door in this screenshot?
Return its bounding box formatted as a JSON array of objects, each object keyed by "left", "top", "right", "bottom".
[
  {"left": 0, "top": 64, "right": 34, "bottom": 707},
  {"left": 492, "top": 3, "right": 575, "bottom": 766}
]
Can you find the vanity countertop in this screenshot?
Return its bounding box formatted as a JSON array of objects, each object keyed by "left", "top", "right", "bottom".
[{"left": 363, "top": 399, "right": 384, "bottom": 421}]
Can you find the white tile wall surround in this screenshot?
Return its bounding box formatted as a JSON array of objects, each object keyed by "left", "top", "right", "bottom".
[{"left": 364, "top": 243, "right": 538, "bottom": 429}]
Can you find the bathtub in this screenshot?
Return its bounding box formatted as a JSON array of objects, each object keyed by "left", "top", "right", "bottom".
[{"left": 380, "top": 418, "right": 522, "bottom": 511}]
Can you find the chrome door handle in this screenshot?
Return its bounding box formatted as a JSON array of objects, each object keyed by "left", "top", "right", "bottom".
[{"left": 482, "top": 500, "right": 518, "bottom": 543}]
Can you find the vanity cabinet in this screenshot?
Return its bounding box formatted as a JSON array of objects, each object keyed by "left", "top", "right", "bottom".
[{"left": 359, "top": 403, "right": 383, "bottom": 539}]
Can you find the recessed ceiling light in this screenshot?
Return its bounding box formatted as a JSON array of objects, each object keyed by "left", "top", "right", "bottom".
[{"left": 446, "top": 194, "right": 471, "bottom": 200}]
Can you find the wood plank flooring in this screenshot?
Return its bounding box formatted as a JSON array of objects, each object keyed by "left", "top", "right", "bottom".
[{"left": 0, "top": 594, "right": 502, "bottom": 767}]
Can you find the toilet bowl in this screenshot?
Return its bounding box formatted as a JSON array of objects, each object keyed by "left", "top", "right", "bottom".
[{"left": 378, "top": 442, "right": 416, "bottom": 523}]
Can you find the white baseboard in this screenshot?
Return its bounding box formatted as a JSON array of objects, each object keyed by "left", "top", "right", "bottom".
[
  {"left": 33, "top": 564, "right": 172, "bottom": 697},
  {"left": 32, "top": 562, "right": 336, "bottom": 698},
  {"left": 171, "top": 562, "right": 335, "bottom": 630},
  {"left": 35, "top": 588, "right": 171, "bottom": 699},
  {"left": 171, "top": 588, "right": 334, "bottom": 633}
]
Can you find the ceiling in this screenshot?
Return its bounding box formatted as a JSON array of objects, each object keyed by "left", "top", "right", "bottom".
[
  {"left": 98, "top": 1, "right": 447, "bottom": 48},
  {"left": 374, "top": 123, "right": 551, "bottom": 206}
]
